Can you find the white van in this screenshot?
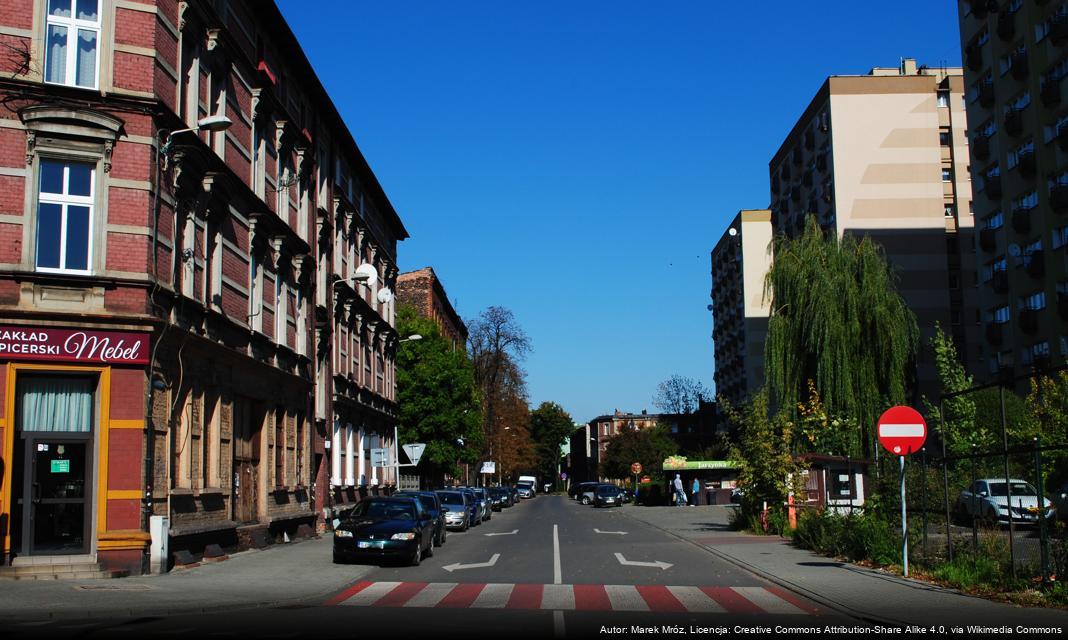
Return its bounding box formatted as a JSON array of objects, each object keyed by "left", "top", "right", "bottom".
[{"left": 516, "top": 475, "right": 537, "bottom": 498}]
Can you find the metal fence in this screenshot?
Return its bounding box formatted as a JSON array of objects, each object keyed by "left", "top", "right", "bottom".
[{"left": 897, "top": 367, "right": 1068, "bottom": 585}]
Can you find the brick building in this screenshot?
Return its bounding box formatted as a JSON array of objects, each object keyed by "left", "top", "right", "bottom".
[
  {"left": 0, "top": 0, "right": 407, "bottom": 575},
  {"left": 396, "top": 267, "right": 467, "bottom": 349}
]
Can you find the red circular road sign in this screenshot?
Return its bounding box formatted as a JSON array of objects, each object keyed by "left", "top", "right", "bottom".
[
  {"left": 877, "top": 406, "right": 927, "bottom": 456},
  {"left": 631, "top": 462, "right": 643, "bottom": 475}
]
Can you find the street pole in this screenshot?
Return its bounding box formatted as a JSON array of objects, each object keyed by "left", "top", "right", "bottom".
[
  {"left": 394, "top": 425, "right": 400, "bottom": 492},
  {"left": 900, "top": 454, "right": 908, "bottom": 577}
]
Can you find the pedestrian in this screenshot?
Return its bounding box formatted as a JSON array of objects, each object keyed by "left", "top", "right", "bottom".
[
  {"left": 673, "top": 474, "right": 686, "bottom": 507},
  {"left": 691, "top": 478, "right": 700, "bottom": 506}
]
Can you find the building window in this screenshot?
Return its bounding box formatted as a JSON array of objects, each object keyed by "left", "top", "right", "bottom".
[
  {"left": 937, "top": 92, "right": 949, "bottom": 108},
  {"left": 939, "top": 131, "right": 951, "bottom": 145},
  {"left": 983, "top": 211, "right": 1004, "bottom": 230},
  {"left": 36, "top": 159, "right": 94, "bottom": 274},
  {"left": 1020, "top": 291, "right": 1046, "bottom": 311},
  {"left": 942, "top": 168, "right": 953, "bottom": 182},
  {"left": 44, "top": 0, "right": 100, "bottom": 89}
]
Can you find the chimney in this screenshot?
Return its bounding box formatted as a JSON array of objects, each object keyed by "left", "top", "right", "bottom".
[{"left": 901, "top": 58, "right": 917, "bottom": 76}]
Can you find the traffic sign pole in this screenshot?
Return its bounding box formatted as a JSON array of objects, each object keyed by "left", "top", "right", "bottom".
[
  {"left": 900, "top": 455, "right": 908, "bottom": 577},
  {"left": 877, "top": 405, "right": 927, "bottom": 580}
]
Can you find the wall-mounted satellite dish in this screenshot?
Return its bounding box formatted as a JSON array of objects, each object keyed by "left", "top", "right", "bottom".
[
  {"left": 1008, "top": 244, "right": 1021, "bottom": 258},
  {"left": 377, "top": 287, "right": 394, "bottom": 304},
  {"left": 728, "top": 227, "right": 738, "bottom": 237},
  {"left": 354, "top": 263, "right": 378, "bottom": 286}
]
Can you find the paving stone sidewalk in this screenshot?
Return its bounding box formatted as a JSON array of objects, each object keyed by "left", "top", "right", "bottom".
[
  {"left": 0, "top": 536, "right": 373, "bottom": 621},
  {"left": 621, "top": 504, "right": 1068, "bottom": 628}
]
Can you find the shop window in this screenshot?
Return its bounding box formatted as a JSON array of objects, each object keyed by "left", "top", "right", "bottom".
[
  {"left": 17, "top": 376, "right": 93, "bottom": 432},
  {"left": 36, "top": 159, "right": 94, "bottom": 274}
]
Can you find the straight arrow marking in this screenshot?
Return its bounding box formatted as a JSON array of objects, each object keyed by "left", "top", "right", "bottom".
[
  {"left": 614, "top": 552, "right": 672, "bottom": 570},
  {"left": 484, "top": 529, "right": 519, "bottom": 537},
  {"left": 594, "top": 528, "right": 628, "bottom": 535},
  {"left": 442, "top": 553, "right": 501, "bottom": 572}
]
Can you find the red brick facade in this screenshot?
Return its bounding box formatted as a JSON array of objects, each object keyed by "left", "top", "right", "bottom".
[
  {"left": 396, "top": 267, "right": 469, "bottom": 350},
  {"left": 0, "top": 1, "right": 408, "bottom": 574}
]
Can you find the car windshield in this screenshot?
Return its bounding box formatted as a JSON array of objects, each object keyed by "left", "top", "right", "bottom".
[
  {"left": 988, "top": 482, "right": 1037, "bottom": 497},
  {"left": 597, "top": 486, "right": 616, "bottom": 494},
  {"left": 517, "top": 481, "right": 533, "bottom": 488},
  {"left": 437, "top": 492, "right": 464, "bottom": 505},
  {"left": 352, "top": 501, "right": 415, "bottom": 520}
]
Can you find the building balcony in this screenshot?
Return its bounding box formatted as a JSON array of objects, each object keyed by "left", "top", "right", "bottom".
[
  {"left": 792, "top": 149, "right": 802, "bottom": 166},
  {"left": 790, "top": 188, "right": 801, "bottom": 203},
  {"left": 780, "top": 164, "right": 791, "bottom": 180},
  {"left": 771, "top": 177, "right": 780, "bottom": 194},
  {"left": 1051, "top": 185, "right": 1068, "bottom": 213},
  {"left": 1016, "top": 150, "right": 1036, "bottom": 178},
  {"left": 985, "top": 174, "right": 1002, "bottom": 199},
  {"left": 965, "top": 45, "right": 983, "bottom": 72},
  {"left": 979, "top": 82, "right": 995, "bottom": 108},
  {"left": 990, "top": 270, "right": 1009, "bottom": 293},
  {"left": 1019, "top": 308, "right": 1039, "bottom": 334},
  {"left": 1033, "top": 354, "right": 1053, "bottom": 372},
  {"left": 1041, "top": 80, "right": 1061, "bottom": 108},
  {"left": 1011, "top": 206, "right": 1032, "bottom": 233},
  {"left": 802, "top": 170, "right": 813, "bottom": 187},
  {"left": 1010, "top": 52, "right": 1029, "bottom": 81},
  {"left": 816, "top": 153, "right": 828, "bottom": 172},
  {"left": 803, "top": 132, "right": 814, "bottom": 150},
  {"left": 979, "top": 227, "right": 998, "bottom": 252},
  {"left": 1026, "top": 250, "right": 1045, "bottom": 279},
  {"left": 1052, "top": 14, "right": 1068, "bottom": 45},
  {"left": 967, "top": 0, "right": 990, "bottom": 19},
  {"left": 1004, "top": 109, "right": 1023, "bottom": 137},
  {"left": 973, "top": 135, "right": 991, "bottom": 160},
  {"left": 997, "top": 10, "right": 1016, "bottom": 41},
  {"left": 1058, "top": 292, "right": 1068, "bottom": 320},
  {"left": 1057, "top": 126, "right": 1068, "bottom": 152},
  {"left": 985, "top": 322, "right": 1004, "bottom": 345}
]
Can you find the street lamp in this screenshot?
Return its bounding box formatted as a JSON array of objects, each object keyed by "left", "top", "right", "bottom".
[
  {"left": 399, "top": 334, "right": 422, "bottom": 343},
  {"left": 160, "top": 114, "right": 233, "bottom": 157}
]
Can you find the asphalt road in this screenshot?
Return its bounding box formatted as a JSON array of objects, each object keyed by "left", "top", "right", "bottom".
[{"left": 3, "top": 495, "right": 854, "bottom": 639}]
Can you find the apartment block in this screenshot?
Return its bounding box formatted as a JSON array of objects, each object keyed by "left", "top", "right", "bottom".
[
  {"left": 711, "top": 210, "right": 773, "bottom": 408},
  {"left": 768, "top": 59, "right": 979, "bottom": 400},
  {"left": 958, "top": 0, "right": 1068, "bottom": 378}
]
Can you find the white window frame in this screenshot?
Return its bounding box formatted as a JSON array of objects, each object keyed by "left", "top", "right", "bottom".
[
  {"left": 35, "top": 159, "right": 95, "bottom": 275},
  {"left": 44, "top": 0, "right": 102, "bottom": 90}
]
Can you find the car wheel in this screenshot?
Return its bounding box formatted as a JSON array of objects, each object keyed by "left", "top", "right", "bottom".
[
  {"left": 441, "top": 528, "right": 447, "bottom": 545},
  {"left": 462, "top": 520, "right": 469, "bottom": 532},
  {"left": 433, "top": 528, "right": 443, "bottom": 547},
  {"left": 581, "top": 496, "right": 591, "bottom": 505},
  {"left": 410, "top": 540, "right": 422, "bottom": 566},
  {"left": 981, "top": 508, "right": 999, "bottom": 528},
  {"left": 332, "top": 553, "right": 346, "bottom": 565},
  {"left": 425, "top": 538, "right": 434, "bottom": 558}
]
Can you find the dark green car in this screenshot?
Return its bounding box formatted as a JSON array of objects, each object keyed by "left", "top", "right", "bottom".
[{"left": 332, "top": 497, "right": 435, "bottom": 566}]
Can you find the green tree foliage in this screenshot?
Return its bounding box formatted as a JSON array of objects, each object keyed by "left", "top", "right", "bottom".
[
  {"left": 1025, "top": 373, "right": 1068, "bottom": 488},
  {"left": 764, "top": 217, "right": 919, "bottom": 457},
  {"left": 921, "top": 324, "right": 982, "bottom": 455},
  {"left": 529, "top": 402, "right": 575, "bottom": 488},
  {"left": 652, "top": 375, "right": 708, "bottom": 414},
  {"left": 723, "top": 390, "right": 807, "bottom": 517},
  {"left": 396, "top": 304, "right": 483, "bottom": 483},
  {"left": 600, "top": 425, "right": 677, "bottom": 481}
]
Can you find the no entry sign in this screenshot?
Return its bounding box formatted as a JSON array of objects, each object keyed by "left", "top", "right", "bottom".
[{"left": 877, "top": 406, "right": 927, "bottom": 456}]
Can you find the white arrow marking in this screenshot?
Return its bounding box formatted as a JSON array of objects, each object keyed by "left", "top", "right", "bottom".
[
  {"left": 594, "top": 528, "right": 628, "bottom": 535},
  {"left": 484, "top": 529, "right": 519, "bottom": 537},
  {"left": 442, "top": 553, "right": 501, "bottom": 572},
  {"left": 614, "top": 553, "right": 672, "bottom": 570}
]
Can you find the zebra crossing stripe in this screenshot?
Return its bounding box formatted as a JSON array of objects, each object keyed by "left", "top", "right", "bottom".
[{"left": 326, "top": 582, "right": 817, "bottom": 615}]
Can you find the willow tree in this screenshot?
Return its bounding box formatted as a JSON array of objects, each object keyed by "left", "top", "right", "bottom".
[{"left": 763, "top": 216, "right": 919, "bottom": 457}]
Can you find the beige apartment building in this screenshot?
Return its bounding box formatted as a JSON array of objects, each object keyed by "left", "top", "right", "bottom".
[
  {"left": 711, "top": 210, "right": 773, "bottom": 408},
  {"left": 767, "top": 59, "right": 979, "bottom": 400},
  {"left": 958, "top": 1, "right": 1068, "bottom": 379}
]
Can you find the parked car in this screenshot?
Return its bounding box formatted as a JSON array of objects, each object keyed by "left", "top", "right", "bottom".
[
  {"left": 435, "top": 490, "right": 474, "bottom": 531},
  {"left": 332, "top": 497, "right": 435, "bottom": 566},
  {"left": 1052, "top": 481, "right": 1068, "bottom": 523},
  {"left": 570, "top": 482, "right": 598, "bottom": 501},
  {"left": 457, "top": 488, "right": 483, "bottom": 526},
  {"left": 594, "top": 484, "right": 623, "bottom": 508},
  {"left": 578, "top": 484, "right": 602, "bottom": 505},
  {"left": 955, "top": 479, "right": 1055, "bottom": 525},
  {"left": 394, "top": 490, "right": 446, "bottom": 547},
  {"left": 506, "top": 485, "right": 519, "bottom": 505},
  {"left": 471, "top": 487, "right": 493, "bottom": 520},
  {"left": 488, "top": 487, "right": 509, "bottom": 510}
]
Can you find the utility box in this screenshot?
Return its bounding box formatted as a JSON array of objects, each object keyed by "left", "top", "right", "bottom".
[{"left": 149, "top": 515, "right": 170, "bottom": 574}]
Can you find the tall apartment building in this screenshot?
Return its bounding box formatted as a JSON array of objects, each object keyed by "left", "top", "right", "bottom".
[
  {"left": 0, "top": 1, "right": 407, "bottom": 574},
  {"left": 958, "top": 1, "right": 1068, "bottom": 379},
  {"left": 711, "top": 210, "right": 773, "bottom": 408},
  {"left": 396, "top": 267, "right": 468, "bottom": 350},
  {"left": 768, "top": 59, "right": 978, "bottom": 400}
]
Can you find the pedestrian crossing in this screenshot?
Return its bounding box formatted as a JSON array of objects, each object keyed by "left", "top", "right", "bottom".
[{"left": 326, "top": 581, "right": 820, "bottom": 615}]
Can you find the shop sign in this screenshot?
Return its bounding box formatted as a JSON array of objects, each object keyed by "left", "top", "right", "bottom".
[
  {"left": 0, "top": 326, "right": 150, "bottom": 365},
  {"left": 662, "top": 456, "right": 736, "bottom": 471}
]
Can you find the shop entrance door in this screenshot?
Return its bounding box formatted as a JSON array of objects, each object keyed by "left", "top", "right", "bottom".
[
  {"left": 17, "top": 437, "right": 91, "bottom": 555},
  {"left": 232, "top": 398, "right": 261, "bottom": 524}
]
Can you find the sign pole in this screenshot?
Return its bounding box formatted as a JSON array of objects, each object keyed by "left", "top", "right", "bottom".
[{"left": 900, "top": 454, "right": 908, "bottom": 577}]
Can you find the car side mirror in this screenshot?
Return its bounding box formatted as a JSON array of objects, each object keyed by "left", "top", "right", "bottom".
[{"left": 978, "top": 491, "right": 989, "bottom": 497}]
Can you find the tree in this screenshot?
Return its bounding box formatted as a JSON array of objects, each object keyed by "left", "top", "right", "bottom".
[
  {"left": 600, "top": 425, "right": 677, "bottom": 481},
  {"left": 921, "top": 324, "right": 981, "bottom": 455},
  {"left": 396, "top": 304, "right": 483, "bottom": 485},
  {"left": 530, "top": 402, "right": 575, "bottom": 488},
  {"left": 652, "top": 375, "right": 709, "bottom": 415},
  {"left": 764, "top": 216, "right": 919, "bottom": 457}
]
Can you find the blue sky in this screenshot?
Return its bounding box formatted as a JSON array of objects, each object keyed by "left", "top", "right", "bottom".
[{"left": 276, "top": 1, "right": 964, "bottom": 423}]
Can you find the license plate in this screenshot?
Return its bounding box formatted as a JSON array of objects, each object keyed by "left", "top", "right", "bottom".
[{"left": 357, "top": 541, "right": 385, "bottom": 549}]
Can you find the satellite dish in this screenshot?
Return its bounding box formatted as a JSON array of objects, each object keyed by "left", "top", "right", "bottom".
[
  {"left": 1008, "top": 244, "right": 1021, "bottom": 258},
  {"left": 353, "top": 263, "right": 378, "bottom": 286},
  {"left": 377, "top": 287, "right": 394, "bottom": 304},
  {"left": 728, "top": 227, "right": 738, "bottom": 237},
  {"left": 706, "top": 304, "right": 714, "bottom": 311}
]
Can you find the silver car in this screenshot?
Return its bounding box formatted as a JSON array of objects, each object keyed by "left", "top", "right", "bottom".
[{"left": 956, "top": 479, "right": 1055, "bottom": 525}]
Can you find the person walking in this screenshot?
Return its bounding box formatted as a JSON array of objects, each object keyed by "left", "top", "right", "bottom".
[
  {"left": 673, "top": 474, "right": 686, "bottom": 507},
  {"left": 691, "top": 478, "right": 700, "bottom": 506}
]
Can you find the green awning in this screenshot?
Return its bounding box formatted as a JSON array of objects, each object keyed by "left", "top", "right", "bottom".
[{"left": 662, "top": 456, "right": 736, "bottom": 471}]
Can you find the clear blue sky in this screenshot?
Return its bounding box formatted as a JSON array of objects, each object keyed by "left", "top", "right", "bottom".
[{"left": 276, "top": 1, "right": 964, "bottom": 423}]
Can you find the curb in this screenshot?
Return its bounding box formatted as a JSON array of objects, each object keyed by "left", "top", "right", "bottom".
[{"left": 618, "top": 507, "right": 906, "bottom": 627}]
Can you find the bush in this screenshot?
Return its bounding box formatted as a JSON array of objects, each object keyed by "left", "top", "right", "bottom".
[
  {"left": 794, "top": 508, "right": 901, "bottom": 565},
  {"left": 931, "top": 534, "right": 1023, "bottom": 592}
]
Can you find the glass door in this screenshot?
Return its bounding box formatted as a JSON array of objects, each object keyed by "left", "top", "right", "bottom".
[{"left": 26, "top": 439, "right": 90, "bottom": 554}]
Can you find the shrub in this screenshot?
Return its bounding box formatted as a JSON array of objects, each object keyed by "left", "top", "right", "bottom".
[{"left": 794, "top": 508, "right": 901, "bottom": 565}]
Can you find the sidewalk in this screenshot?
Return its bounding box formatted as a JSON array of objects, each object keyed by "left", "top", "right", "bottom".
[
  {"left": 0, "top": 535, "right": 373, "bottom": 621},
  {"left": 621, "top": 505, "right": 1068, "bottom": 627}
]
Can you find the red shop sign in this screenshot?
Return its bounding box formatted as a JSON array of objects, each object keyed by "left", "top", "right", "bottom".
[{"left": 0, "top": 326, "right": 150, "bottom": 365}]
